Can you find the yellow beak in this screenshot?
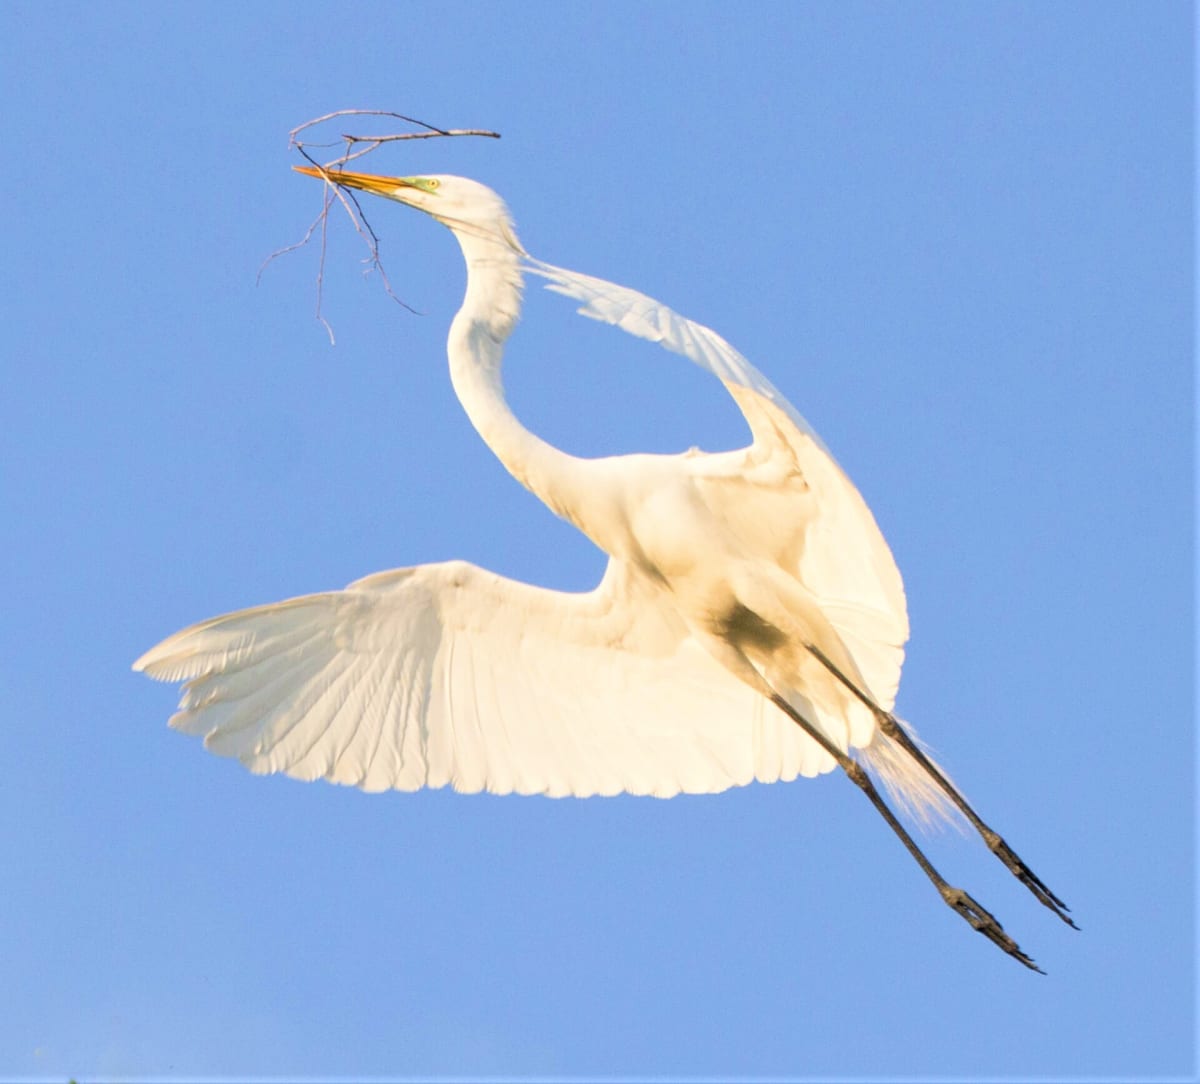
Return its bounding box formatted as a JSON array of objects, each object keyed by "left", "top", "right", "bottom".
[{"left": 292, "top": 165, "right": 421, "bottom": 197}]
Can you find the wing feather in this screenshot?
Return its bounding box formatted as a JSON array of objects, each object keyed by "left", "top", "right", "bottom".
[{"left": 135, "top": 559, "right": 829, "bottom": 797}]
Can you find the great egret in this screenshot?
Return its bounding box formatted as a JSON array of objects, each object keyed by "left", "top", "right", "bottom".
[{"left": 135, "top": 168, "right": 1072, "bottom": 970}]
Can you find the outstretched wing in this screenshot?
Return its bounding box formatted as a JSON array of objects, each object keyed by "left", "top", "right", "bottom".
[
  {"left": 524, "top": 257, "right": 909, "bottom": 710},
  {"left": 135, "top": 559, "right": 835, "bottom": 796}
]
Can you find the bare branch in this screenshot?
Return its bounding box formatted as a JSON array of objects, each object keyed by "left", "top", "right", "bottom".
[
  {"left": 263, "top": 110, "right": 500, "bottom": 339},
  {"left": 339, "top": 129, "right": 501, "bottom": 143},
  {"left": 257, "top": 205, "right": 327, "bottom": 284}
]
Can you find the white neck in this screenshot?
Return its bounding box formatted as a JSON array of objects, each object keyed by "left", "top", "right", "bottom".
[{"left": 444, "top": 223, "right": 588, "bottom": 529}]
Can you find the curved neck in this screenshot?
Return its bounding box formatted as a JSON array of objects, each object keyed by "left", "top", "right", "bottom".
[{"left": 445, "top": 227, "right": 587, "bottom": 528}]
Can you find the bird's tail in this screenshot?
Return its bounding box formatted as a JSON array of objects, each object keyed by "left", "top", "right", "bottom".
[{"left": 858, "top": 719, "right": 965, "bottom": 833}]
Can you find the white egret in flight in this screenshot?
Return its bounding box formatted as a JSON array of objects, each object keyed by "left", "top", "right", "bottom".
[{"left": 135, "top": 167, "right": 1073, "bottom": 970}]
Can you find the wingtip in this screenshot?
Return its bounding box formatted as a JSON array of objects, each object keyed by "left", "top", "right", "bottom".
[
  {"left": 131, "top": 641, "right": 183, "bottom": 680},
  {"left": 131, "top": 640, "right": 169, "bottom": 676}
]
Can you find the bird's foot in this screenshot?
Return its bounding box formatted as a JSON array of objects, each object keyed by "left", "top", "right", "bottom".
[
  {"left": 981, "top": 830, "right": 1077, "bottom": 928},
  {"left": 941, "top": 884, "right": 1043, "bottom": 973}
]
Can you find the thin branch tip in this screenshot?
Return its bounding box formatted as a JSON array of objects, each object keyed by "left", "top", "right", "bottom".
[{"left": 268, "top": 109, "right": 500, "bottom": 337}]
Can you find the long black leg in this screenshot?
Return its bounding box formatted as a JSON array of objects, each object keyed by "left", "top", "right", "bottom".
[
  {"left": 805, "top": 643, "right": 1076, "bottom": 929},
  {"left": 768, "top": 691, "right": 1042, "bottom": 972}
]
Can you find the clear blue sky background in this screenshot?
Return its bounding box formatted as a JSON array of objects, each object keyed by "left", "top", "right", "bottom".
[{"left": 2, "top": 3, "right": 1192, "bottom": 1080}]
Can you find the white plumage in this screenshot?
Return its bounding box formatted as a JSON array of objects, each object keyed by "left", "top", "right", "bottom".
[
  {"left": 135, "top": 169, "right": 1072, "bottom": 969},
  {"left": 135, "top": 174, "right": 909, "bottom": 801}
]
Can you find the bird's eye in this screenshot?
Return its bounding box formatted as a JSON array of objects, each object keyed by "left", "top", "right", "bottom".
[{"left": 426, "top": 179, "right": 440, "bottom": 190}]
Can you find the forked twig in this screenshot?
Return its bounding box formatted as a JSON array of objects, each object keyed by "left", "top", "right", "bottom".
[{"left": 262, "top": 110, "right": 501, "bottom": 341}]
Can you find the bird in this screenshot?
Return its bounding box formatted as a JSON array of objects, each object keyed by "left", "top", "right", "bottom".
[{"left": 134, "top": 167, "right": 1073, "bottom": 970}]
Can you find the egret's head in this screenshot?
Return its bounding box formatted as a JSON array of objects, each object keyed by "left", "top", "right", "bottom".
[{"left": 294, "top": 167, "right": 521, "bottom": 252}]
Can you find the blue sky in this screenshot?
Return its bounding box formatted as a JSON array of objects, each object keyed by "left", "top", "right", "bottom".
[{"left": 2, "top": 2, "right": 1193, "bottom": 1079}]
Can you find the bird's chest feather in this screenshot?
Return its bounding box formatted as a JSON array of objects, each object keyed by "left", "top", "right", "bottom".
[{"left": 621, "top": 477, "right": 731, "bottom": 581}]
